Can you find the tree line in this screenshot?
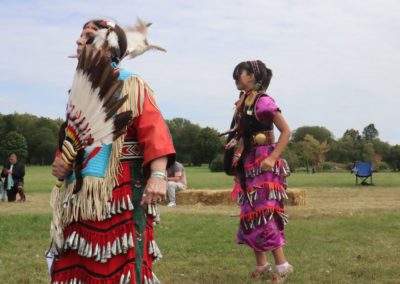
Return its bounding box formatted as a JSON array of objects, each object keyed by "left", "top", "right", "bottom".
[
  {"left": 0, "top": 114, "right": 222, "bottom": 167},
  {"left": 0, "top": 113, "right": 63, "bottom": 165},
  {"left": 282, "top": 124, "right": 400, "bottom": 172},
  {"left": 1, "top": 113, "right": 399, "bottom": 171}
]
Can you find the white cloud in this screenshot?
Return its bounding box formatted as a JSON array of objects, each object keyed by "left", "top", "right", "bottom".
[{"left": 0, "top": 0, "right": 399, "bottom": 143}]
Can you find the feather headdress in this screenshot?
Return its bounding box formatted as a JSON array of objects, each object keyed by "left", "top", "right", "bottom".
[{"left": 69, "top": 18, "right": 166, "bottom": 61}]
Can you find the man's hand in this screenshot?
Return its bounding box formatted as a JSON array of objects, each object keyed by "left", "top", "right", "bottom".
[
  {"left": 140, "top": 177, "right": 167, "bottom": 206},
  {"left": 52, "top": 156, "right": 72, "bottom": 179}
]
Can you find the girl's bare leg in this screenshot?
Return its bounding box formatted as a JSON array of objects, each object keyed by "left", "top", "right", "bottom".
[{"left": 272, "top": 246, "right": 287, "bottom": 265}]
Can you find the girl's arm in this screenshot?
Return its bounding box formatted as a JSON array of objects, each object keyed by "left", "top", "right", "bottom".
[
  {"left": 269, "top": 112, "right": 291, "bottom": 160},
  {"left": 260, "top": 112, "right": 291, "bottom": 169}
]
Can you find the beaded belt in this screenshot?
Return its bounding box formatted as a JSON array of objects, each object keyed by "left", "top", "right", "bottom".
[
  {"left": 252, "top": 130, "right": 275, "bottom": 146},
  {"left": 120, "top": 140, "right": 143, "bottom": 161}
]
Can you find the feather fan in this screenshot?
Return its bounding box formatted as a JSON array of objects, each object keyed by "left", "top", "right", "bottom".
[
  {"left": 124, "top": 18, "right": 166, "bottom": 59},
  {"left": 61, "top": 45, "right": 132, "bottom": 165}
]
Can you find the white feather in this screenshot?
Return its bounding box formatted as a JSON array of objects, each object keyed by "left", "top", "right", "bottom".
[
  {"left": 93, "top": 29, "right": 108, "bottom": 50},
  {"left": 105, "top": 20, "right": 116, "bottom": 28},
  {"left": 107, "top": 31, "right": 119, "bottom": 49}
]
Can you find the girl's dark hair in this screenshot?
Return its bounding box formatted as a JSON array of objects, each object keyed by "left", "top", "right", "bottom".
[
  {"left": 233, "top": 60, "right": 273, "bottom": 91},
  {"left": 83, "top": 20, "right": 127, "bottom": 63}
]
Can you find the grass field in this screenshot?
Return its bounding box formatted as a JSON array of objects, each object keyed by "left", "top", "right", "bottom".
[{"left": 0, "top": 166, "right": 399, "bottom": 283}]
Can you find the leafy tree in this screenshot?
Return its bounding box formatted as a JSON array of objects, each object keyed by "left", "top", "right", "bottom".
[
  {"left": 361, "top": 142, "right": 375, "bottom": 162},
  {"left": 193, "top": 127, "right": 222, "bottom": 167},
  {"left": 166, "top": 118, "right": 202, "bottom": 164},
  {"left": 292, "top": 126, "right": 334, "bottom": 143},
  {"left": 387, "top": 145, "right": 400, "bottom": 171},
  {"left": 343, "top": 129, "right": 361, "bottom": 141},
  {"left": 362, "top": 123, "right": 379, "bottom": 141},
  {"left": 281, "top": 143, "right": 301, "bottom": 172},
  {"left": 299, "top": 134, "right": 330, "bottom": 172},
  {"left": 0, "top": 131, "right": 28, "bottom": 161},
  {"left": 29, "top": 127, "right": 58, "bottom": 165},
  {"left": 372, "top": 140, "right": 391, "bottom": 162}
]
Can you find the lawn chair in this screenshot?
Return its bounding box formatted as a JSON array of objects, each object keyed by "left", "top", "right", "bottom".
[{"left": 353, "top": 162, "right": 373, "bottom": 185}]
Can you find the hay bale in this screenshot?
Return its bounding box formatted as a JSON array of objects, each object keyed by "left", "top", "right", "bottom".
[
  {"left": 176, "top": 190, "right": 231, "bottom": 205},
  {"left": 284, "top": 189, "right": 307, "bottom": 206},
  {"left": 175, "top": 188, "right": 307, "bottom": 206}
]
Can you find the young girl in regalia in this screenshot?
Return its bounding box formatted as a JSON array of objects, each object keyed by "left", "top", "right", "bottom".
[{"left": 224, "top": 60, "right": 293, "bottom": 283}]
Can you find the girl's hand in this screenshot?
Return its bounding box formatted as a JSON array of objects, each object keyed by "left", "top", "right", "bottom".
[
  {"left": 260, "top": 156, "right": 276, "bottom": 171},
  {"left": 225, "top": 138, "right": 237, "bottom": 149},
  {"left": 140, "top": 177, "right": 167, "bottom": 207}
]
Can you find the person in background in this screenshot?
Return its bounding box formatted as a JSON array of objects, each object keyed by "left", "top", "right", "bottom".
[
  {"left": 0, "top": 174, "right": 4, "bottom": 201},
  {"left": 166, "top": 161, "right": 187, "bottom": 207},
  {"left": 1, "top": 153, "right": 26, "bottom": 202}
]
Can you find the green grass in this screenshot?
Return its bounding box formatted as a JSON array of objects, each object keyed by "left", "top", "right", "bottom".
[
  {"left": 24, "top": 165, "right": 400, "bottom": 193},
  {"left": 1, "top": 209, "right": 399, "bottom": 283},
  {"left": 1, "top": 166, "right": 399, "bottom": 283},
  {"left": 157, "top": 211, "right": 400, "bottom": 284}
]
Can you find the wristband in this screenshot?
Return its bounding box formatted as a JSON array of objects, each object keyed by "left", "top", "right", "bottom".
[{"left": 151, "top": 171, "right": 168, "bottom": 181}]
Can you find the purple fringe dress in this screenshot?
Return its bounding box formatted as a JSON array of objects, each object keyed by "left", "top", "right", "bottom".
[{"left": 235, "top": 95, "right": 289, "bottom": 252}]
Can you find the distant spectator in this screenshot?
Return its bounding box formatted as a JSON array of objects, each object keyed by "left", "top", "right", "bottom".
[
  {"left": 1, "top": 153, "right": 25, "bottom": 202},
  {"left": 166, "top": 161, "right": 187, "bottom": 207},
  {"left": 0, "top": 175, "right": 4, "bottom": 202}
]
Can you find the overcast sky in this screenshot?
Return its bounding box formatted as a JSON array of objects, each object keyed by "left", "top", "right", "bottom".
[{"left": 0, "top": 0, "right": 399, "bottom": 144}]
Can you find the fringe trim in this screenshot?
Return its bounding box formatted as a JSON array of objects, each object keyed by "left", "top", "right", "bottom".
[
  {"left": 121, "top": 75, "right": 155, "bottom": 118},
  {"left": 240, "top": 205, "right": 288, "bottom": 230},
  {"left": 108, "top": 193, "right": 135, "bottom": 217},
  {"left": 238, "top": 182, "right": 288, "bottom": 206},
  {"left": 52, "top": 262, "right": 134, "bottom": 284},
  {"left": 50, "top": 184, "right": 64, "bottom": 253},
  {"left": 63, "top": 227, "right": 135, "bottom": 263},
  {"left": 245, "top": 153, "right": 269, "bottom": 171},
  {"left": 245, "top": 156, "right": 290, "bottom": 178},
  {"left": 143, "top": 272, "right": 161, "bottom": 284},
  {"left": 148, "top": 240, "right": 163, "bottom": 261},
  {"left": 147, "top": 204, "right": 160, "bottom": 222},
  {"left": 50, "top": 191, "right": 134, "bottom": 256}
]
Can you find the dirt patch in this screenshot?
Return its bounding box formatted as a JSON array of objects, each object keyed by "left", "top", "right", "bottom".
[
  {"left": 175, "top": 188, "right": 307, "bottom": 206},
  {"left": 0, "top": 193, "right": 51, "bottom": 215},
  {"left": 2, "top": 187, "right": 398, "bottom": 219},
  {"left": 164, "top": 187, "right": 400, "bottom": 218}
]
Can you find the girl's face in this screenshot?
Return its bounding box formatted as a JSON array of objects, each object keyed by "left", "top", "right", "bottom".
[
  {"left": 76, "top": 22, "right": 98, "bottom": 57},
  {"left": 235, "top": 70, "right": 255, "bottom": 92}
]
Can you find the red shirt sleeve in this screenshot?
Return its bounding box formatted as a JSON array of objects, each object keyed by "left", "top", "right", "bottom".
[{"left": 132, "top": 91, "right": 175, "bottom": 166}]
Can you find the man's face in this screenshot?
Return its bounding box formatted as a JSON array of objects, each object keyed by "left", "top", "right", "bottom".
[
  {"left": 9, "top": 155, "right": 17, "bottom": 165},
  {"left": 76, "top": 22, "right": 98, "bottom": 58}
]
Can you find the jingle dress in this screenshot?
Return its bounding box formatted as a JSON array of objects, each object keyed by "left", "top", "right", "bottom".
[{"left": 232, "top": 92, "right": 289, "bottom": 252}]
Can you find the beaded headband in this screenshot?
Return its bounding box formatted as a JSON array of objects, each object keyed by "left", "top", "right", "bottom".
[{"left": 249, "top": 60, "right": 260, "bottom": 75}]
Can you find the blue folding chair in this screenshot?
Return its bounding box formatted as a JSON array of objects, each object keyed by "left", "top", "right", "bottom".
[{"left": 353, "top": 162, "right": 373, "bottom": 185}]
